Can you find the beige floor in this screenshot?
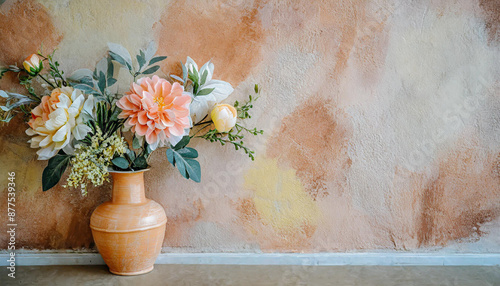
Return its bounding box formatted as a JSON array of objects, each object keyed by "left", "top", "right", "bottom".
[{"left": 1, "top": 265, "right": 499, "bottom": 286}]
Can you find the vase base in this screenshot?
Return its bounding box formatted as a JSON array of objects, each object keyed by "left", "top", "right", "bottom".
[{"left": 109, "top": 266, "right": 154, "bottom": 276}]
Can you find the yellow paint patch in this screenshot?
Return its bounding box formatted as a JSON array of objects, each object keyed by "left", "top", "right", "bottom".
[
  {"left": 0, "top": 141, "right": 44, "bottom": 194},
  {"left": 244, "top": 157, "right": 320, "bottom": 233}
]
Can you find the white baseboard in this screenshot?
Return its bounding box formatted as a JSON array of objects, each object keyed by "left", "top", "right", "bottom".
[{"left": 1, "top": 252, "right": 500, "bottom": 266}]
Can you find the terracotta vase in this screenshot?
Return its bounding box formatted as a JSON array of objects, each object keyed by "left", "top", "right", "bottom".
[{"left": 90, "top": 170, "right": 167, "bottom": 275}]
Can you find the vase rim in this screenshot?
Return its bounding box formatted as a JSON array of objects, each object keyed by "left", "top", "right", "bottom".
[{"left": 108, "top": 168, "right": 150, "bottom": 174}]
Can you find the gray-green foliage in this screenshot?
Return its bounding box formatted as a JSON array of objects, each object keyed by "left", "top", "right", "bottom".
[{"left": 108, "top": 42, "right": 167, "bottom": 81}]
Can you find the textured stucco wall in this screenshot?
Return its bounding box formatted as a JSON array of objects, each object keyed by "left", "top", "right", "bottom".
[{"left": 1, "top": 0, "right": 500, "bottom": 253}]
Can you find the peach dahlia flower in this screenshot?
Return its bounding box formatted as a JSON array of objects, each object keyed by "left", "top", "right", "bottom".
[{"left": 117, "top": 75, "right": 192, "bottom": 149}]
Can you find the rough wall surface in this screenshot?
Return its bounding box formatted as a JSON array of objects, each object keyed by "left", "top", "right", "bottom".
[{"left": 1, "top": 0, "right": 500, "bottom": 253}]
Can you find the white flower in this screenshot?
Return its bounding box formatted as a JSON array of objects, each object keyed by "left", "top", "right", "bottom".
[
  {"left": 184, "top": 57, "right": 234, "bottom": 123},
  {"left": 26, "top": 87, "right": 92, "bottom": 160}
]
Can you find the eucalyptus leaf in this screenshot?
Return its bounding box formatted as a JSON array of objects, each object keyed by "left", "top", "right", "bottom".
[
  {"left": 133, "top": 136, "right": 141, "bottom": 149},
  {"left": 146, "top": 144, "right": 154, "bottom": 154},
  {"left": 112, "top": 157, "right": 129, "bottom": 169},
  {"left": 166, "top": 147, "right": 201, "bottom": 182},
  {"left": 173, "top": 136, "right": 190, "bottom": 150},
  {"left": 127, "top": 149, "right": 136, "bottom": 161},
  {"left": 177, "top": 147, "right": 198, "bottom": 158},
  {"left": 133, "top": 156, "right": 148, "bottom": 169}
]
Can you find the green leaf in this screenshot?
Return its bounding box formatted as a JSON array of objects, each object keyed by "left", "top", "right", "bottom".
[
  {"left": 200, "top": 70, "right": 208, "bottom": 86},
  {"left": 148, "top": 56, "right": 167, "bottom": 66},
  {"left": 166, "top": 148, "right": 175, "bottom": 164},
  {"left": 184, "top": 158, "right": 201, "bottom": 182},
  {"left": 170, "top": 74, "right": 184, "bottom": 83},
  {"left": 107, "top": 57, "right": 114, "bottom": 79},
  {"left": 188, "top": 68, "right": 199, "bottom": 84},
  {"left": 0, "top": 114, "right": 14, "bottom": 123},
  {"left": 0, "top": 67, "right": 8, "bottom": 79},
  {"left": 144, "top": 41, "right": 158, "bottom": 63},
  {"left": 137, "top": 50, "right": 146, "bottom": 70},
  {"left": 177, "top": 147, "right": 198, "bottom": 158},
  {"left": 173, "top": 136, "right": 191, "bottom": 150},
  {"left": 73, "top": 84, "right": 94, "bottom": 93},
  {"left": 133, "top": 156, "right": 148, "bottom": 169},
  {"left": 196, "top": 88, "right": 215, "bottom": 96},
  {"left": 254, "top": 84, "right": 259, "bottom": 94},
  {"left": 127, "top": 149, "right": 136, "bottom": 161},
  {"left": 0, "top": 90, "right": 8, "bottom": 98},
  {"left": 133, "top": 136, "right": 141, "bottom": 149},
  {"left": 42, "top": 153, "right": 71, "bottom": 191},
  {"left": 94, "top": 58, "right": 108, "bottom": 80},
  {"left": 107, "top": 78, "right": 117, "bottom": 87},
  {"left": 141, "top": 65, "right": 160, "bottom": 75},
  {"left": 166, "top": 148, "right": 201, "bottom": 182},
  {"left": 109, "top": 51, "right": 131, "bottom": 71},
  {"left": 112, "top": 157, "right": 129, "bottom": 169},
  {"left": 68, "top": 68, "right": 93, "bottom": 81},
  {"left": 98, "top": 71, "right": 106, "bottom": 94},
  {"left": 146, "top": 144, "right": 154, "bottom": 155},
  {"left": 181, "top": 61, "right": 188, "bottom": 83},
  {"left": 108, "top": 43, "right": 133, "bottom": 69}
]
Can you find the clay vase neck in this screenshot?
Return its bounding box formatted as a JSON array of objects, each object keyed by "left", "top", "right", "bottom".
[{"left": 110, "top": 172, "right": 147, "bottom": 204}]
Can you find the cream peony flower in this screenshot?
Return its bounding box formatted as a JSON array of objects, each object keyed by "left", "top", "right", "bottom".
[
  {"left": 184, "top": 57, "right": 234, "bottom": 123},
  {"left": 211, "top": 104, "right": 237, "bottom": 133},
  {"left": 26, "top": 87, "right": 92, "bottom": 160}
]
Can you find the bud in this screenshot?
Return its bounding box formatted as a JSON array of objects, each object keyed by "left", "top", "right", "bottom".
[
  {"left": 23, "top": 54, "right": 43, "bottom": 76},
  {"left": 211, "top": 104, "right": 237, "bottom": 133}
]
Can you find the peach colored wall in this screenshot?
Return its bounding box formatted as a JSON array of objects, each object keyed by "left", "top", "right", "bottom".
[{"left": 1, "top": 0, "right": 500, "bottom": 253}]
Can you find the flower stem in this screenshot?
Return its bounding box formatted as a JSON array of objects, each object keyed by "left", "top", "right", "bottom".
[
  {"left": 190, "top": 123, "right": 212, "bottom": 138},
  {"left": 38, "top": 74, "right": 55, "bottom": 88}
]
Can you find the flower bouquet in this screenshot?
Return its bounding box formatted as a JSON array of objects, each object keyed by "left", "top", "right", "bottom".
[
  {"left": 1, "top": 42, "right": 262, "bottom": 193},
  {"left": 0, "top": 42, "right": 262, "bottom": 275}
]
